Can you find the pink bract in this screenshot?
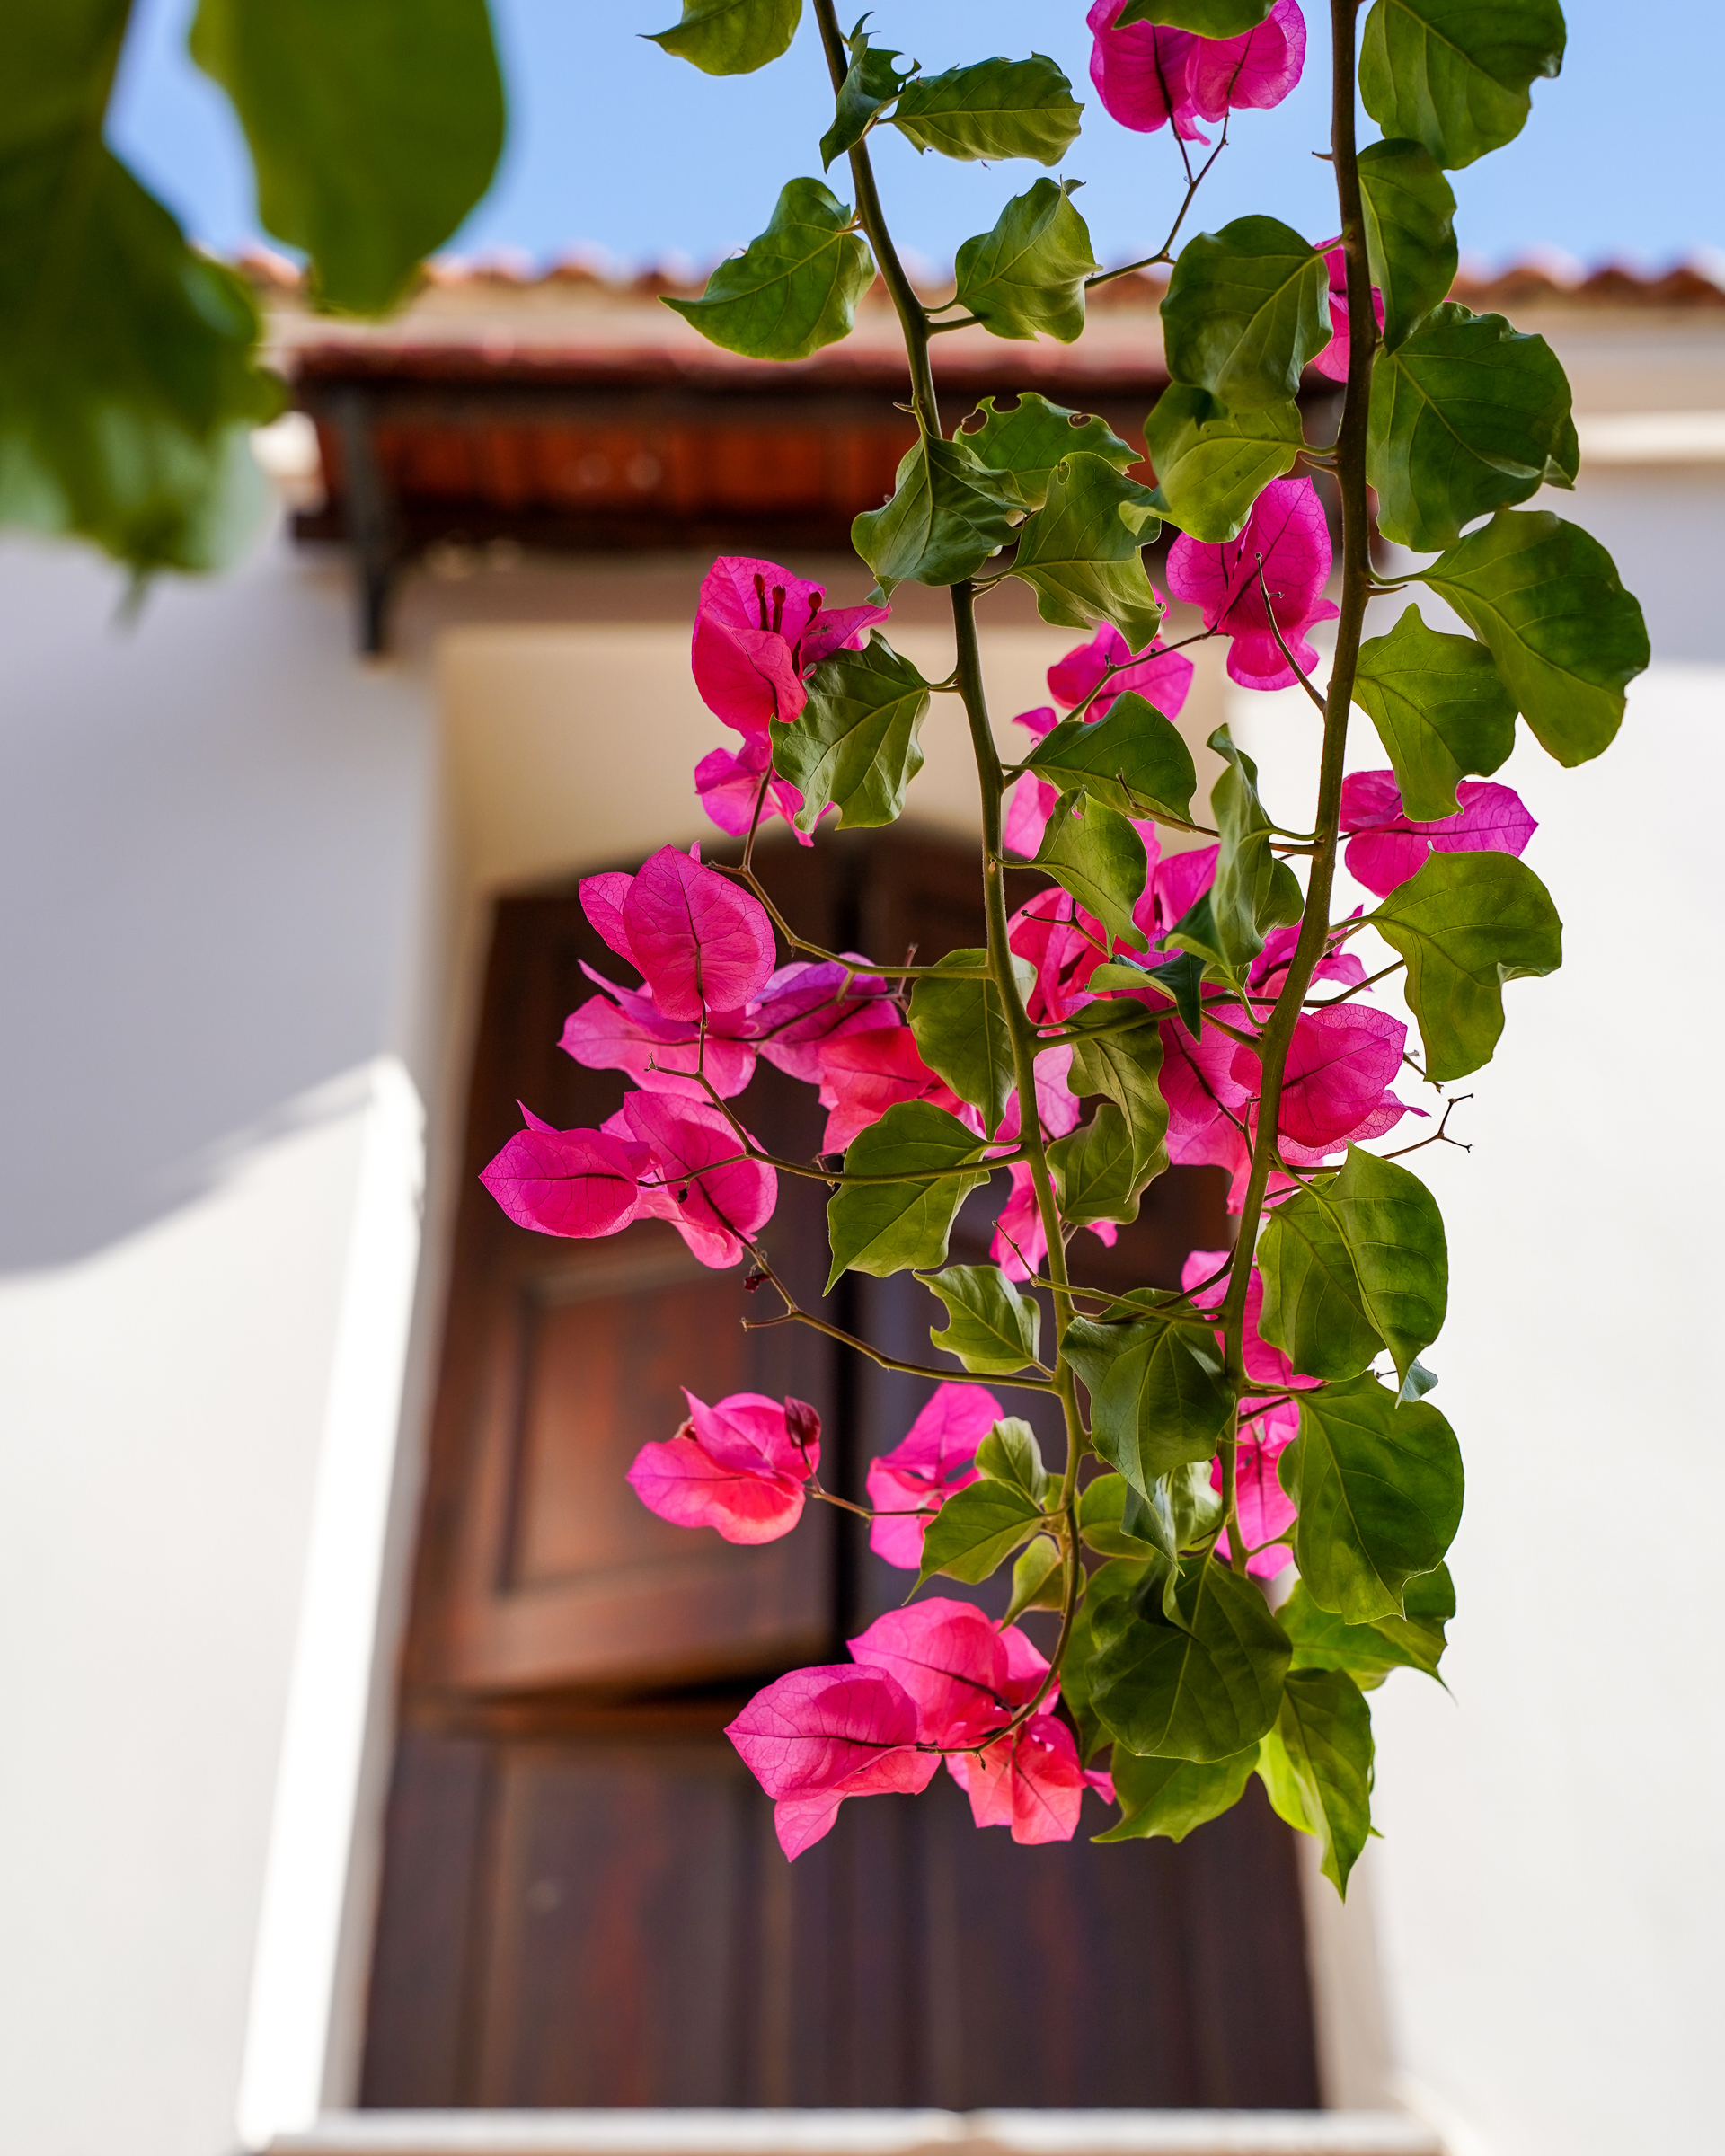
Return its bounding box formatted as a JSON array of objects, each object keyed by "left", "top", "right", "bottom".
[
  {"left": 1213, "top": 1397, "right": 1298, "bottom": 1577},
  {"left": 1232, "top": 1003, "right": 1408, "bottom": 1151},
  {"left": 691, "top": 555, "right": 889, "bottom": 738},
  {"left": 1311, "top": 240, "right": 1386, "bottom": 384},
  {"left": 849, "top": 1598, "right": 1016, "bottom": 1745},
  {"left": 606, "top": 1091, "right": 776, "bottom": 1268},
  {"left": 751, "top": 959, "right": 898, "bottom": 1086},
  {"left": 1188, "top": 1, "right": 1307, "bottom": 122},
  {"left": 865, "top": 1384, "right": 1002, "bottom": 1568},
  {"left": 1166, "top": 477, "right": 1340, "bottom": 692},
  {"left": 559, "top": 967, "right": 757, "bottom": 1101},
  {"left": 694, "top": 733, "right": 813, "bottom": 846},
  {"left": 627, "top": 1389, "right": 820, "bottom": 1544},
  {"left": 581, "top": 845, "right": 777, "bottom": 1022},
  {"left": 478, "top": 1118, "right": 645, "bottom": 1240},
  {"left": 1045, "top": 619, "right": 1196, "bottom": 725},
  {"left": 1340, "top": 770, "right": 1537, "bottom": 897},
  {"left": 814, "top": 1023, "right": 960, "bottom": 1154},
  {"left": 949, "top": 1712, "right": 1093, "bottom": 1844},
  {"left": 1088, "top": 0, "right": 1305, "bottom": 143},
  {"left": 725, "top": 1663, "right": 939, "bottom": 1858}
]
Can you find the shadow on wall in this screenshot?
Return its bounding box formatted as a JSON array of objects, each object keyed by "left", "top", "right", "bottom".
[{"left": 0, "top": 527, "right": 435, "bottom": 1269}]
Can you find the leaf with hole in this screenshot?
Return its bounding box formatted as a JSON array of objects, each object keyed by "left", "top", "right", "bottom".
[
  {"left": 1280, "top": 1374, "right": 1463, "bottom": 1624},
  {"left": 665, "top": 178, "right": 874, "bottom": 361},
  {"left": 774, "top": 632, "right": 930, "bottom": 830},
  {"left": 1367, "top": 848, "right": 1561, "bottom": 1081},
  {"left": 1419, "top": 510, "right": 1649, "bottom": 768},
  {"left": 1009, "top": 453, "right": 1165, "bottom": 650},
  {"left": 1352, "top": 605, "right": 1517, "bottom": 821},
  {"left": 892, "top": 54, "right": 1083, "bottom": 165},
  {"left": 923, "top": 1264, "right": 1043, "bottom": 1374},
  {"left": 960, "top": 393, "right": 1137, "bottom": 512},
  {"left": 1368, "top": 305, "right": 1577, "bottom": 552},
  {"left": 820, "top": 29, "right": 917, "bottom": 167},
  {"left": 953, "top": 179, "right": 1100, "bottom": 344},
  {"left": 1161, "top": 217, "right": 1330, "bottom": 412}
]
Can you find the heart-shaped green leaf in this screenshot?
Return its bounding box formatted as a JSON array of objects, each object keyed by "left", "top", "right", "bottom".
[
  {"left": 1024, "top": 690, "right": 1198, "bottom": 826},
  {"left": 1161, "top": 216, "right": 1330, "bottom": 412},
  {"left": 646, "top": 0, "right": 801, "bottom": 74},
  {"left": 1031, "top": 792, "right": 1150, "bottom": 951},
  {"left": 1010, "top": 452, "right": 1165, "bottom": 650},
  {"left": 1352, "top": 605, "right": 1517, "bottom": 820},
  {"left": 953, "top": 178, "right": 1100, "bottom": 344},
  {"left": 1062, "top": 1300, "right": 1234, "bottom": 1495},
  {"left": 1090, "top": 1556, "right": 1291, "bottom": 1761},
  {"left": 853, "top": 431, "right": 1021, "bottom": 590},
  {"left": 1256, "top": 1667, "right": 1375, "bottom": 1894},
  {"left": 774, "top": 632, "right": 931, "bottom": 829},
  {"left": 826, "top": 1101, "right": 989, "bottom": 1288},
  {"left": 1145, "top": 385, "right": 1305, "bottom": 543},
  {"left": 923, "top": 1263, "right": 1043, "bottom": 1374},
  {"left": 1359, "top": 0, "right": 1566, "bottom": 170},
  {"left": 960, "top": 392, "right": 1137, "bottom": 512},
  {"left": 665, "top": 177, "right": 874, "bottom": 360}
]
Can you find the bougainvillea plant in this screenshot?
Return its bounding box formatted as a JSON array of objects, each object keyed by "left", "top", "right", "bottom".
[{"left": 482, "top": 0, "right": 1647, "bottom": 1892}]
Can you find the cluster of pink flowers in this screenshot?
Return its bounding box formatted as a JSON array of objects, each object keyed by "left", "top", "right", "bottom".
[
  {"left": 729, "top": 1596, "right": 1113, "bottom": 1856},
  {"left": 690, "top": 555, "right": 889, "bottom": 844},
  {"left": 1087, "top": 0, "right": 1306, "bottom": 143}
]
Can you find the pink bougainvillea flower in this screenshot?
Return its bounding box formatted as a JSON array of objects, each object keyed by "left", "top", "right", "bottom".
[
  {"left": 1166, "top": 477, "right": 1340, "bottom": 692},
  {"left": 1004, "top": 772, "right": 1060, "bottom": 858},
  {"left": 1088, "top": 0, "right": 1305, "bottom": 142},
  {"left": 582, "top": 845, "right": 777, "bottom": 1022},
  {"left": 1188, "top": 0, "right": 1307, "bottom": 122},
  {"left": 1007, "top": 886, "right": 1108, "bottom": 1024},
  {"left": 604, "top": 1091, "right": 775, "bottom": 1268},
  {"left": 1340, "top": 769, "right": 1537, "bottom": 897},
  {"left": 865, "top": 1384, "right": 1002, "bottom": 1568},
  {"left": 992, "top": 1154, "right": 1119, "bottom": 1280},
  {"left": 726, "top": 1663, "right": 939, "bottom": 1858},
  {"left": 1310, "top": 240, "right": 1386, "bottom": 384},
  {"left": 849, "top": 1598, "right": 1020, "bottom": 1745},
  {"left": 1249, "top": 917, "right": 1368, "bottom": 1003},
  {"left": 949, "top": 1712, "right": 1096, "bottom": 1844},
  {"left": 1212, "top": 1396, "right": 1299, "bottom": 1577},
  {"left": 627, "top": 1388, "right": 820, "bottom": 1543},
  {"left": 812, "top": 1023, "right": 961, "bottom": 1155},
  {"left": 559, "top": 966, "right": 757, "bottom": 1101},
  {"left": 692, "top": 556, "right": 889, "bottom": 739},
  {"left": 1181, "top": 1247, "right": 1315, "bottom": 1394},
  {"left": 1232, "top": 1003, "right": 1408, "bottom": 1152},
  {"left": 694, "top": 732, "right": 815, "bottom": 846},
  {"left": 479, "top": 1113, "right": 646, "bottom": 1240},
  {"left": 748, "top": 959, "right": 898, "bottom": 1085},
  {"left": 1046, "top": 618, "right": 1196, "bottom": 726}
]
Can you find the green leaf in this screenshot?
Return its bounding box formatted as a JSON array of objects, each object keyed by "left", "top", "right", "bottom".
[
  {"left": 1281, "top": 1567, "right": 1452, "bottom": 1690},
  {"left": 1126, "top": 1461, "right": 1226, "bottom": 1580},
  {"left": 1358, "top": 138, "right": 1457, "bottom": 350},
  {"left": 1160, "top": 216, "right": 1330, "bottom": 412},
  {"left": 977, "top": 1417, "right": 1049, "bottom": 1502},
  {"left": 665, "top": 177, "right": 874, "bottom": 361},
  {"left": 1359, "top": 0, "right": 1565, "bottom": 170},
  {"left": 1352, "top": 605, "right": 1517, "bottom": 820},
  {"left": 1004, "top": 1534, "right": 1066, "bottom": 1624},
  {"left": 1065, "top": 1002, "right": 1171, "bottom": 1181},
  {"left": 190, "top": 0, "right": 503, "bottom": 316},
  {"left": 959, "top": 392, "right": 1137, "bottom": 512},
  {"left": 1280, "top": 1374, "right": 1464, "bottom": 1624},
  {"left": 1062, "top": 1300, "right": 1234, "bottom": 1497},
  {"left": 1258, "top": 1145, "right": 1448, "bottom": 1387},
  {"left": 1024, "top": 691, "right": 1198, "bottom": 826},
  {"left": 825, "top": 1101, "right": 988, "bottom": 1289},
  {"left": 1078, "top": 1472, "right": 1163, "bottom": 1559},
  {"left": 1400, "top": 1358, "right": 1439, "bottom": 1404},
  {"left": 0, "top": 9, "right": 282, "bottom": 573},
  {"left": 774, "top": 631, "right": 930, "bottom": 830},
  {"left": 1419, "top": 509, "right": 1650, "bottom": 767},
  {"left": 820, "top": 29, "right": 917, "bottom": 169},
  {"left": 1009, "top": 452, "right": 1165, "bottom": 649},
  {"left": 1257, "top": 1668, "right": 1375, "bottom": 1894},
  {"left": 1063, "top": 1560, "right": 1146, "bottom": 1761},
  {"left": 891, "top": 54, "right": 1083, "bottom": 165},
  {"left": 852, "top": 431, "right": 1021, "bottom": 591},
  {"left": 916, "top": 1475, "right": 1044, "bottom": 1586},
  {"left": 1367, "top": 305, "right": 1577, "bottom": 552},
  {"left": 906, "top": 948, "right": 1027, "bottom": 1135},
  {"left": 923, "top": 1263, "right": 1042, "bottom": 1374},
  {"left": 1144, "top": 386, "right": 1305, "bottom": 543},
  {"left": 1049, "top": 1102, "right": 1151, "bottom": 1225},
  {"left": 646, "top": 0, "right": 801, "bottom": 74},
  {"left": 1091, "top": 1557, "right": 1291, "bottom": 1761},
  {"left": 1208, "top": 729, "right": 1305, "bottom": 969},
  {"left": 1117, "top": 0, "right": 1273, "bottom": 25},
  {"left": 1031, "top": 793, "right": 1150, "bottom": 951},
  {"left": 952, "top": 178, "right": 1100, "bottom": 344},
  {"left": 1367, "top": 848, "right": 1562, "bottom": 1082},
  {"left": 1098, "top": 1745, "right": 1258, "bottom": 1842}
]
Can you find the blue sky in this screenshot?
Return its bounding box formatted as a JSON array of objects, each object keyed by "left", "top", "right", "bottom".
[{"left": 110, "top": 0, "right": 1721, "bottom": 279}]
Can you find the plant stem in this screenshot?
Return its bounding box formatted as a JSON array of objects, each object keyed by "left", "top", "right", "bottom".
[{"left": 1216, "top": 0, "right": 1378, "bottom": 1571}]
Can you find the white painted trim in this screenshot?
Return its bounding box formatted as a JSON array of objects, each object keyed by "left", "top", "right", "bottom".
[
  {"left": 269, "top": 2112, "right": 1441, "bottom": 2156},
  {"left": 237, "top": 1060, "right": 428, "bottom": 2150},
  {"left": 1576, "top": 408, "right": 1725, "bottom": 461}
]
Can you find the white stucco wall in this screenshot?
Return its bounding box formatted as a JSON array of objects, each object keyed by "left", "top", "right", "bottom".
[{"left": 0, "top": 412, "right": 1720, "bottom": 2156}]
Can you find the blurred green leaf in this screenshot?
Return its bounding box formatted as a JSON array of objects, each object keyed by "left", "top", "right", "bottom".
[
  {"left": 666, "top": 177, "right": 874, "bottom": 360},
  {"left": 647, "top": 0, "right": 801, "bottom": 74},
  {"left": 892, "top": 54, "right": 1082, "bottom": 164},
  {"left": 1358, "top": 137, "right": 1456, "bottom": 349},
  {"left": 1352, "top": 605, "right": 1517, "bottom": 820},
  {"left": 190, "top": 0, "right": 503, "bottom": 315},
  {"left": 1161, "top": 216, "right": 1330, "bottom": 411},
  {"left": 775, "top": 631, "right": 930, "bottom": 829},
  {"left": 1359, "top": 0, "right": 1565, "bottom": 170},
  {"left": 953, "top": 177, "right": 1099, "bottom": 344}
]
